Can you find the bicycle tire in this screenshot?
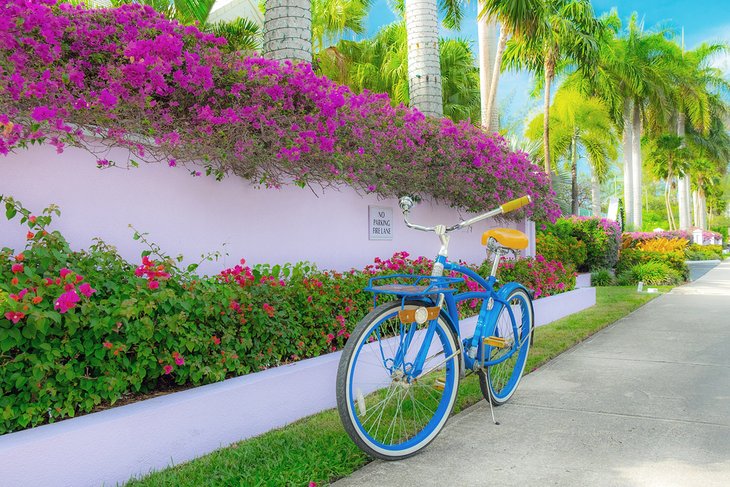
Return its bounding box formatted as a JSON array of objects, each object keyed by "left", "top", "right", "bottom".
[
  {"left": 336, "top": 300, "right": 460, "bottom": 460},
  {"left": 478, "top": 287, "right": 533, "bottom": 405}
]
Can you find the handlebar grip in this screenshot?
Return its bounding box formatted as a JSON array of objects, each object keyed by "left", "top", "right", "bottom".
[{"left": 500, "top": 195, "right": 531, "bottom": 214}]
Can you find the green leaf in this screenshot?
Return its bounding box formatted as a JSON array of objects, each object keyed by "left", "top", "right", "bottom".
[{"left": 5, "top": 206, "right": 16, "bottom": 220}]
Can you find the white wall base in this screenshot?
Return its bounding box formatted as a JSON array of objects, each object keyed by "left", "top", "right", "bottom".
[{"left": 0, "top": 287, "right": 596, "bottom": 487}]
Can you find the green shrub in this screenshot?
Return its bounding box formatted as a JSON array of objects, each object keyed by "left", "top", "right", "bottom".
[
  {"left": 540, "top": 217, "right": 621, "bottom": 272},
  {"left": 590, "top": 268, "right": 615, "bottom": 286},
  {"left": 685, "top": 244, "right": 722, "bottom": 261},
  {"left": 0, "top": 197, "right": 575, "bottom": 435},
  {"left": 535, "top": 232, "right": 587, "bottom": 270},
  {"left": 617, "top": 249, "right": 689, "bottom": 282},
  {"left": 627, "top": 262, "right": 682, "bottom": 286}
]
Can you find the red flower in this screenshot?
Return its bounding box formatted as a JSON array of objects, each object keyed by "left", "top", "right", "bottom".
[
  {"left": 14, "top": 254, "right": 24, "bottom": 262},
  {"left": 4, "top": 311, "right": 25, "bottom": 323},
  {"left": 103, "top": 341, "right": 113, "bottom": 349},
  {"left": 11, "top": 277, "right": 18, "bottom": 286},
  {"left": 26, "top": 231, "right": 34, "bottom": 240},
  {"left": 78, "top": 282, "right": 96, "bottom": 298},
  {"left": 32, "top": 296, "right": 42, "bottom": 304},
  {"left": 262, "top": 303, "right": 275, "bottom": 318},
  {"left": 148, "top": 280, "right": 159, "bottom": 290},
  {"left": 28, "top": 215, "right": 37, "bottom": 224},
  {"left": 163, "top": 365, "right": 173, "bottom": 375},
  {"left": 212, "top": 335, "right": 221, "bottom": 345},
  {"left": 11, "top": 263, "right": 23, "bottom": 274}
]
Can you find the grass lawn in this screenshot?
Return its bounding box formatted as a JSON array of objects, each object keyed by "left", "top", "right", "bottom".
[{"left": 127, "top": 286, "right": 666, "bottom": 487}]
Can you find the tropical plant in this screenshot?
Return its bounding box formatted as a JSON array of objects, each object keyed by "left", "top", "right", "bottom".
[
  {"left": 526, "top": 87, "right": 617, "bottom": 215},
  {"left": 311, "top": 0, "right": 372, "bottom": 52},
  {"left": 502, "top": 0, "right": 601, "bottom": 174},
  {"left": 317, "top": 21, "right": 481, "bottom": 123},
  {"left": 478, "top": 0, "right": 541, "bottom": 132},
  {"left": 568, "top": 13, "right": 677, "bottom": 230},
  {"left": 0, "top": 1, "right": 560, "bottom": 221},
  {"left": 110, "top": 0, "right": 261, "bottom": 52}
]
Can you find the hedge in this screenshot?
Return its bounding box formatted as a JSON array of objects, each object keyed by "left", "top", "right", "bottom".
[{"left": 0, "top": 197, "right": 574, "bottom": 434}]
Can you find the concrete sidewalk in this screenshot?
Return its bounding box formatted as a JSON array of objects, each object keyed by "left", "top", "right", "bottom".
[{"left": 334, "top": 261, "right": 730, "bottom": 487}]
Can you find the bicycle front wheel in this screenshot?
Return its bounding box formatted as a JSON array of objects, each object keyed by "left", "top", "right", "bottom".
[
  {"left": 336, "top": 300, "right": 460, "bottom": 460},
  {"left": 479, "top": 287, "right": 533, "bottom": 405}
]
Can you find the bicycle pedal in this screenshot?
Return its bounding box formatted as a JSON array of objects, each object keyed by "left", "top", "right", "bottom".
[
  {"left": 484, "top": 336, "right": 507, "bottom": 348},
  {"left": 433, "top": 378, "right": 446, "bottom": 391}
]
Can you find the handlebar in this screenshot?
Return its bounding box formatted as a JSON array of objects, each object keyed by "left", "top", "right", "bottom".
[{"left": 400, "top": 195, "right": 532, "bottom": 234}]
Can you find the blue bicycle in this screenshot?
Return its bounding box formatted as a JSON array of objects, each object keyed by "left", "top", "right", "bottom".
[{"left": 336, "top": 195, "right": 535, "bottom": 460}]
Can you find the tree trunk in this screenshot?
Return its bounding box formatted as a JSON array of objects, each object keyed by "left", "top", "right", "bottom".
[
  {"left": 404, "top": 0, "right": 443, "bottom": 117},
  {"left": 676, "top": 113, "right": 691, "bottom": 230},
  {"left": 478, "top": 11, "right": 499, "bottom": 130},
  {"left": 263, "top": 0, "right": 312, "bottom": 63},
  {"left": 591, "top": 170, "right": 601, "bottom": 217},
  {"left": 692, "top": 189, "right": 699, "bottom": 227},
  {"left": 631, "top": 100, "right": 642, "bottom": 229},
  {"left": 622, "top": 99, "right": 634, "bottom": 228},
  {"left": 484, "top": 28, "right": 507, "bottom": 132},
  {"left": 699, "top": 188, "right": 707, "bottom": 230},
  {"left": 571, "top": 135, "right": 578, "bottom": 215},
  {"left": 543, "top": 66, "right": 553, "bottom": 175}
]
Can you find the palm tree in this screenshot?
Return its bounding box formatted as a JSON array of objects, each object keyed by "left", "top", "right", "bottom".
[
  {"left": 318, "top": 22, "right": 480, "bottom": 123},
  {"left": 567, "top": 13, "right": 676, "bottom": 230},
  {"left": 110, "top": 0, "right": 216, "bottom": 25},
  {"left": 666, "top": 41, "right": 730, "bottom": 229},
  {"left": 311, "top": 0, "right": 373, "bottom": 53},
  {"left": 263, "top": 0, "right": 312, "bottom": 63},
  {"left": 502, "top": 0, "right": 600, "bottom": 175},
  {"left": 526, "top": 87, "right": 617, "bottom": 215},
  {"left": 477, "top": 12, "right": 499, "bottom": 129},
  {"left": 647, "top": 134, "right": 690, "bottom": 230},
  {"left": 478, "top": 0, "right": 541, "bottom": 132}
]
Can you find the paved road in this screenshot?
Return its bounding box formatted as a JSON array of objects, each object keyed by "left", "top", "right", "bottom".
[{"left": 334, "top": 261, "right": 730, "bottom": 487}]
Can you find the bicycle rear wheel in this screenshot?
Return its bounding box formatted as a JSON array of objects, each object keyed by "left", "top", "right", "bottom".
[
  {"left": 336, "top": 300, "right": 460, "bottom": 460},
  {"left": 479, "top": 287, "right": 533, "bottom": 405}
]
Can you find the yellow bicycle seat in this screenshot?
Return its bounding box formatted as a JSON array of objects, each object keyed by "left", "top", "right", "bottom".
[{"left": 481, "top": 228, "right": 528, "bottom": 250}]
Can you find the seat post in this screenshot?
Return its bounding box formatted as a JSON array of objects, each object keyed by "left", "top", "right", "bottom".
[{"left": 489, "top": 245, "right": 505, "bottom": 278}]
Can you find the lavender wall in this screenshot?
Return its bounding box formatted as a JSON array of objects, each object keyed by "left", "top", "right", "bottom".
[{"left": 1, "top": 145, "right": 532, "bottom": 274}]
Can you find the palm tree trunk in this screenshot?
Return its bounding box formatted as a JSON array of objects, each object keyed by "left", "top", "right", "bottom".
[
  {"left": 405, "top": 0, "right": 443, "bottom": 117},
  {"left": 263, "top": 0, "right": 312, "bottom": 63},
  {"left": 692, "top": 189, "right": 700, "bottom": 227},
  {"left": 484, "top": 28, "right": 507, "bottom": 132},
  {"left": 676, "top": 113, "right": 691, "bottom": 230},
  {"left": 591, "top": 170, "right": 601, "bottom": 217},
  {"left": 571, "top": 135, "right": 578, "bottom": 215},
  {"left": 699, "top": 187, "right": 707, "bottom": 230},
  {"left": 543, "top": 67, "right": 553, "bottom": 175},
  {"left": 631, "top": 100, "right": 642, "bottom": 229},
  {"left": 478, "top": 11, "right": 499, "bottom": 130},
  {"left": 622, "top": 99, "right": 634, "bottom": 228}
]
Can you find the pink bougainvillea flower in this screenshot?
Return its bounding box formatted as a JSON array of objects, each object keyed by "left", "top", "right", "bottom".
[
  {"left": 26, "top": 232, "right": 34, "bottom": 240},
  {"left": 78, "top": 282, "right": 96, "bottom": 298},
  {"left": 309, "top": 483, "right": 317, "bottom": 487},
  {"left": 76, "top": 275, "right": 84, "bottom": 283},
  {"left": 29, "top": 216, "right": 37, "bottom": 224},
  {"left": 211, "top": 335, "right": 221, "bottom": 345},
  {"left": 103, "top": 341, "right": 113, "bottom": 349},
  {"left": 163, "top": 365, "right": 173, "bottom": 375},
  {"left": 54, "top": 289, "right": 80, "bottom": 314},
  {"left": 59, "top": 268, "right": 71, "bottom": 279},
  {"left": 14, "top": 254, "right": 24, "bottom": 262},
  {"left": 174, "top": 355, "right": 185, "bottom": 366},
  {"left": 148, "top": 280, "right": 160, "bottom": 290},
  {"left": 262, "top": 303, "right": 275, "bottom": 318},
  {"left": 4, "top": 311, "right": 25, "bottom": 323}
]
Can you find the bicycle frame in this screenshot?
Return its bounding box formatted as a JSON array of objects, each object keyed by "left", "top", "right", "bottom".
[{"left": 365, "top": 195, "right": 533, "bottom": 382}]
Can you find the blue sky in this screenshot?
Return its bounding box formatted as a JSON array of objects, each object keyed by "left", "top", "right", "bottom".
[{"left": 362, "top": 0, "right": 730, "bottom": 135}]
